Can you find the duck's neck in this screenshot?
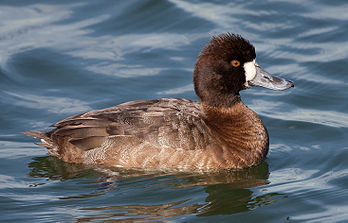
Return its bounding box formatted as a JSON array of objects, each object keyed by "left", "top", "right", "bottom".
[
  {"left": 199, "top": 93, "right": 242, "bottom": 108},
  {"left": 203, "top": 100, "right": 269, "bottom": 168}
]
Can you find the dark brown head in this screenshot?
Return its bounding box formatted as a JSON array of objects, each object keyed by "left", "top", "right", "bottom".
[{"left": 193, "top": 33, "right": 293, "bottom": 108}]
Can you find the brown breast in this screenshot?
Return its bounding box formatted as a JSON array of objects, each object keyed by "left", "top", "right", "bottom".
[{"left": 202, "top": 101, "right": 269, "bottom": 169}]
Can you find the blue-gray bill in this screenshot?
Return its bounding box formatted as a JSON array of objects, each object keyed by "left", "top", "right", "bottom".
[{"left": 249, "top": 65, "right": 294, "bottom": 90}]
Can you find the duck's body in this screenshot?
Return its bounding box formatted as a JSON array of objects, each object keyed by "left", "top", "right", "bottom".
[
  {"left": 25, "top": 33, "right": 293, "bottom": 171},
  {"left": 26, "top": 98, "right": 268, "bottom": 170}
]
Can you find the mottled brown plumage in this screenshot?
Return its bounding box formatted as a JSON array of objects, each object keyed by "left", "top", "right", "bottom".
[{"left": 25, "top": 33, "right": 293, "bottom": 171}]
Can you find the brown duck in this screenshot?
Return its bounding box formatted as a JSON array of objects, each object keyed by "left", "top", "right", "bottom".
[{"left": 25, "top": 33, "right": 293, "bottom": 171}]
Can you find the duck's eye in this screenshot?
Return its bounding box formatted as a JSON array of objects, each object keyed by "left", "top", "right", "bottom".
[{"left": 231, "top": 60, "right": 240, "bottom": 67}]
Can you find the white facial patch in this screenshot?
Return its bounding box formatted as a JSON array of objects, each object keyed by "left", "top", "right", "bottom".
[{"left": 243, "top": 59, "right": 256, "bottom": 81}]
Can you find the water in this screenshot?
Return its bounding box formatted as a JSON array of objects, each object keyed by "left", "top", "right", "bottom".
[{"left": 1, "top": 0, "right": 348, "bottom": 222}]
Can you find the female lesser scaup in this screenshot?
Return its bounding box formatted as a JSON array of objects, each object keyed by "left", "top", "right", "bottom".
[{"left": 25, "top": 33, "right": 293, "bottom": 171}]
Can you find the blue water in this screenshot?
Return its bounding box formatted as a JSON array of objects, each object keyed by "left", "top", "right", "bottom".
[{"left": 1, "top": 0, "right": 348, "bottom": 222}]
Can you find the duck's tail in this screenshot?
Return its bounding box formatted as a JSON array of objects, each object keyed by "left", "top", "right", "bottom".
[{"left": 23, "top": 131, "right": 59, "bottom": 156}]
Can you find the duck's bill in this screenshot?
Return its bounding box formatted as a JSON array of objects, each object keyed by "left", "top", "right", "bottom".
[{"left": 248, "top": 65, "right": 294, "bottom": 90}]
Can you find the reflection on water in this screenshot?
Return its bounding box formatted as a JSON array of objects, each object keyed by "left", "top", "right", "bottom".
[
  {"left": 28, "top": 156, "right": 97, "bottom": 181},
  {"left": 79, "top": 200, "right": 202, "bottom": 222},
  {"left": 27, "top": 157, "right": 284, "bottom": 220}
]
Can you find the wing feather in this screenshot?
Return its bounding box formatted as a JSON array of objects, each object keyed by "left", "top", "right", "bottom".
[{"left": 47, "top": 98, "right": 210, "bottom": 151}]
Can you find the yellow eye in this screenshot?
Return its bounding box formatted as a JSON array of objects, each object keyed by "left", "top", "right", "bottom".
[{"left": 231, "top": 60, "right": 240, "bottom": 67}]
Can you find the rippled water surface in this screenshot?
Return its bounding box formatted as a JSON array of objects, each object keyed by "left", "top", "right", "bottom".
[{"left": 1, "top": 0, "right": 348, "bottom": 222}]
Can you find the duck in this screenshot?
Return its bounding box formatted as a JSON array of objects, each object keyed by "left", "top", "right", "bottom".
[{"left": 25, "top": 33, "right": 293, "bottom": 171}]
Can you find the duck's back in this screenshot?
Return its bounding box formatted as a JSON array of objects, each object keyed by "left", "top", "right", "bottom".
[{"left": 26, "top": 98, "right": 223, "bottom": 170}]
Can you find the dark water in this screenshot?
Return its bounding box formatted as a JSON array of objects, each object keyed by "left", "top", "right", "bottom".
[{"left": 1, "top": 0, "right": 348, "bottom": 222}]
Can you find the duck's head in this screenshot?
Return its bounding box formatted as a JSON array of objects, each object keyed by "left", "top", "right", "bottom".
[{"left": 193, "top": 33, "right": 294, "bottom": 108}]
